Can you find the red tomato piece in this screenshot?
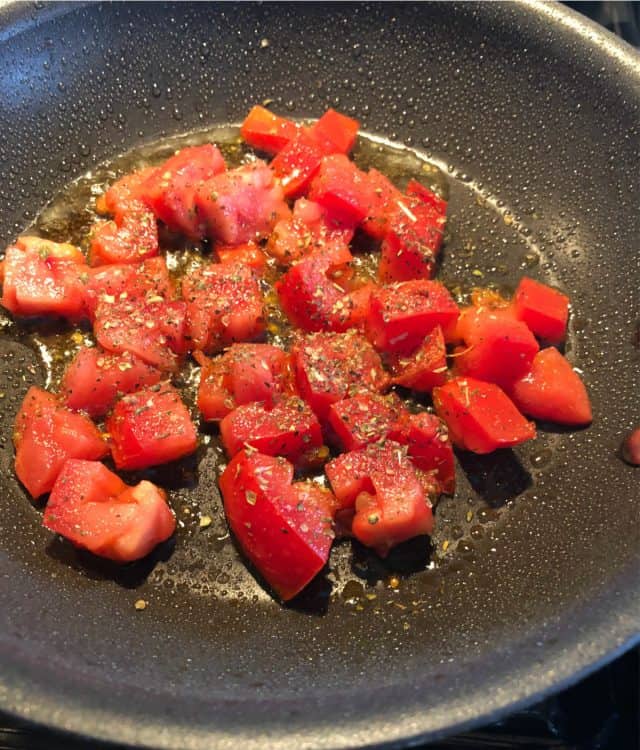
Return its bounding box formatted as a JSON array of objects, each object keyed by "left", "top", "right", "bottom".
[
  {"left": 506, "top": 347, "right": 592, "bottom": 426},
  {"left": 1, "top": 246, "right": 88, "bottom": 319},
  {"left": 327, "top": 392, "right": 403, "bottom": 451},
  {"left": 361, "top": 168, "right": 404, "bottom": 239},
  {"left": 219, "top": 450, "right": 334, "bottom": 601},
  {"left": 275, "top": 245, "right": 354, "bottom": 332},
  {"left": 388, "top": 411, "right": 455, "bottom": 494},
  {"left": 13, "top": 387, "right": 108, "bottom": 498},
  {"left": 453, "top": 309, "right": 539, "bottom": 387},
  {"left": 220, "top": 396, "right": 323, "bottom": 464},
  {"left": 270, "top": 132, "right": 326, "bottom": 199},
  {"left": 216, "top": 242, "right": 267, "bottom": 272},
  {"left": 366, "top": 280, "right": 459, "bottom": 355},
  {"left": 106, "top": 384, "right": 197, "bottom": 470},
  {"left": 328, "top": 282, "right": 377, "bottom": 332},
  {"left": 61, "top": 347, "right": 162, "bottom": 419},
  {"left": 309, "top": 108, "right": 359, "bottom": 154},
  {"left": 89, "top": 211, "right": 159, "bottom": 266},
  {"left": 14, "top": 236, "right": 85, "bottom": 264},
  {"left": 43, "top": 460, "right": 175, "bottom": 562},
  {"left": 292, "top": 331, "right": 389, "bottom": 420},
  {"left": 240, "top": 105, "right": 302, "bottom": 154},
  {"left": 378, "top": 195, "right": 446, "bottom": 283},
  {"left": 81, "top": 263, "right": 137, "bottom": 319},
  {"left": 97, "top": 167, "right": 159, "bottom": 218},
  {"left": 140, "top": 145, "right": 226, "bottom": 238},
  {"left": 433, "top": 377, "right": 536, "bottom": 454},
  {"left": 513, "top": 277, "right": 569, "bottom": 344},
  {"left": 405, "top": 178, "right": 448, "bottom": 215},
  {"left": 292, "top": 197, "right": 355, "bottom": 240},
  {"left": 308, "top": 154, "right": 376, "bottom": 226},
  {"left": 195, "top": 161, "right": 289, "bottom": 245},
  {"left": 124, "top": 256, "right": 174, "bottom": 300},
  {"left": 181, "top": 261, "right": 264, "bottom": 352},
  {"left": 389, "top": 325, "right": 448, "bottom": 392}
]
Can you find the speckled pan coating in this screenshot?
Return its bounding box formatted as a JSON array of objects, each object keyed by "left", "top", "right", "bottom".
[{"left": 0, "top": 2, "right": 637, "bottom": 749}]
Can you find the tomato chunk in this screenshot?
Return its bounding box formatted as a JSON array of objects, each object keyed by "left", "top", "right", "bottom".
[
  {"left": 216, "top": 242, "right": 267, "bottom": 272},
  {"left": 361, "top": 169, "right": 403, "bottom": 240},
  {"left": 220, "top": 396, "right": 323, "bottom": 464},
  {"left": 453, "top": 309, "right": 539, "bottom": 387},
  {"left": 513, "top": 277, "right": 569, "bottom": 344},
  {"left": 292, "top": 331, "right": 389, "bottom": 420},
  {"left": 309, "top": 109, "right": 359, "bottom": 154},
  {"left": 14, "top": 236, "right": 85, "bottom": 264},
  {"left": 61, "top": 347, "right": 162, "bottom": 418},
  {"left": 13, "top": 387, "right": 108, "bottom": 498},
  {"left": 97, "top": 167, "right": 159, "bottom": 218},
  {"left": 308, "top": 154, "right": 375, "bottom": 226},
  {"left": 506, "top": 347, "right": 592, "bottom": 426},
  {"left": 270, "top": 132, "right": 326, "bottom": 199},
  {"left": 327, "top": 392, "right": 403, "bottom": 452},
  {"left": 106, "top": 384, "right": 197, "bottom": 470},
  {"left": 219, "top": 450, "right": 334, "bottom": 600},
  {"left": 433, "top": 377, "right": 536, "bottom": 454},
  {"left": 182, "top": 261, "right": 264, "bottom": 352},
  {"left": 366, "top": 280, "right": 459, "bottom": 355},
  {"left": 240, "top": 105, "right": 301, "bottom": 154},
  {"left": 89, "top": 211, "right": 159, "bottom": 266},
  {"left": 44, "top": 460, "right": 175, "bottom": 562},
  {"left": 195, "top": 161, "right": 289, "bottom": 245},
  {"left": 389, "top": 325, "right": 447, "bottom": 392},
  {"left": 326, "top": 441, "right": 434, "bottom": 556},
  {"left": 405, "top": 178, "right": 448, "bottom": 215},
  {"left": 328, "top": 282, "right": 377, "bottom": 333},
  {"left": 141, "top": 145, "right": 226, "bottom": 238}
]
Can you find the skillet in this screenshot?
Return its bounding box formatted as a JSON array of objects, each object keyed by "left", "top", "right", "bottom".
[{"left": 0, "top": 2, "right": 638, "bottom": 748}]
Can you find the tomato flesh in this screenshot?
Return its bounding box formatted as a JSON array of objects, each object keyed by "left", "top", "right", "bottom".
[
  {"left": 97, "top": 167, "right": 159, "bottom": 218},
  {"left": 240, "top": 105, "right": 301, "bottom": 154},
  {"left": 308, "top": 154, "right": 375, "bottom": 226},
  {"left": 360, "top": 168, "right": 403, "bottom": 240},
  {"left": 270, "top": 132, "right": 327, "bottom": 199},
  {"left": 89, "top": 211, "right": 159, "bottom": 266},
  {"left": 327, "top": 392, "right": 403, "bottom": 452},
  {"left": 513, "top": 277, "right": 569, "bottom": 344},
  {"left": 309, "top": 109, "right": 359, "bottom": 154},
  {"left": 216, "top": 242, "right": 268, "bottom": 272},
  {"left": 389, "top": 325, "right": 447, "bottom": 392}
]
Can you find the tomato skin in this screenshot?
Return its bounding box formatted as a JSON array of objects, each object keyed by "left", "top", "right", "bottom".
[
  {"left": 89, "top": 211, "right": 159, "bottom": 266},
  {"left": 292, "top": 331, "right": 389, "bottom": 421},
  {"left": 97, "top": 167, "right": 159, "bottom": 218},
  {"left": 308, "top": 154, "right": 375, "bottom": 226},
  {"left": 433, "top": 377, "right": 536, "bottom": 454},
  {"left": 513, "top": 277, "right": 569, "bottom": 344},
  {"left": 106, "top": 384, "right": 197, "bottom": 470},
  {"left": 61, "top": 348, "right": 162, "bottom": 419},
  {"left": 405, "top": 179, "right": 448, "bottom": 215},
  {"left": 219, "top": 450, "right": 334, "bottom": 601},
  {"left": 270, "top": 132, "right": 326, "bottom": 199},
  {"left": 309, "top": 109, "right": 359, "bottom": 154},
  {"left": 43, "top": 460, "right": 175, "bottom": 562},
  {"left": 360, "top": 169, "right": 403, "bottom": 240},
  {"left": 365, "top": 280, "right": 459, "bottom": 355},
  {"left": 389, "top": 325, "right": 447, "bottom": 392},
  {"left": 220, "top": 396, "right": 323, "bottom": 464},
  {"left": 216, "top": 242, "right": 267, "bottom": 272},
  {"left": 327, "top": 392, "right": 403, "bottom": 452},
  {"left": 240, "top": 105, "right": 301, "bottom": 154},
  {"left": 453, "top": 309, "right": 540, "bottom": 387},
  {"left": 182, "top": 261, "right": 264, "bottom": 353},
  {"left": 506, "top": 347, "right": 592, "bottom": 426},
  {"left": 13, "top": 387, "right": 109, "bottom": 498}
]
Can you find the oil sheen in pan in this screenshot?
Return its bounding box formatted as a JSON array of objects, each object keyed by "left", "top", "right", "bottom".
[{"left": 8, "top": 124, "right": 567, "bottom": 607}]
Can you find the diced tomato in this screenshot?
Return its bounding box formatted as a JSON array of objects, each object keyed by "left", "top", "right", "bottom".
[
  {"left": 389, "top": 325, "right": 447, "bottom": 392},
  {"left": 81, "top": 264, "right": 135, "bottom": 319},
  {"left": 433, "top": 377, "right": 536, "bottom": 454},
  {"left": 405, "top": 179, "right": 448, "bottom": 216},
  {"left": 275, "top": 245, "right": 354, "bottom": 332},
  {"left": 106, "top": 384, "right": 197, "bottom": 470},
  {"left": 388, "top": 411, "right": 455, "bottom": 494},
  {"left": 195, "top": 161, "right": 289, "bottom": 245},
  {"left": 61, "top": 347, "right": 161, "bottom": 418},
  {"left": 309, "top": 109, "right": 359, "bottom": 154},
  {"left": 97, "top": 167, "right": 159, "bottom": 218},
  {"left": 220, "top": 396, "right": 323, "bottom": 464},
  {"left": 13, "top": 387, "right": 108, "bottom": 498},
  {"left": 240, "top": 105, "right": 301, "bottom": 154},
  {"left": 216, "top": 242, "right": 267, "bottom": 272},
  {"left": 308, "top": 154, "right": 376, "bottom": 226},
  {"left": 453, "top": 309, "right": 539, "bottom": 387},
  {"left": 292, "top": 197, "right": 355, "bottom": 240},
  {"left": 219, "top": 450, "right": 334, "bottom": 600},
  {"left": 325, "top": 440, "right": 434, "bottom": 556},
  {"left": 513, "top": 277, "right": 569, "bottom": 344},
  {"left": 506, "top": 347, "right": 592, "bottom": 426},
  {"left": 182, "top": 261, "right": 264, "bottom": 352},
  {"left": 366, "top": 280, "right": 459, "bottom": 355},
  {"left": 14, "top": 236, "right": 85, "bottom": 264},
  {"left": 292, "top": 331, "right": 389, "bottom": 420},
  {"left": 328, "top": 282, "right": 377, "bottom": 332},
  {"left": 378, "top": 194, "right": 446, "bottom": 283},
  {"left": 141, "top": 145, "right": 226, "bottom": 238},
  {"left": 125, "top": 256, "right": 174, "bottom": 300},
  {"left": 195, "top": 344, "right": 294, "bottom": 421},
  {"left": 89, "top": 211, "right": 159, "bottom": 266},
  {"left": 43, "top": 460, "right": 175, "bottom": 562},
  {"left": 327, "top": 392, "right": 403, "bottom": 451},
  {"left": 94, "top": 295, "right": 186, "bottom": 371},
  {"left": 270, "top": 132, "right": 326, "bottom": 199},
  {"left": 361, "top": 169, "right": 403, "bottom": 239}
]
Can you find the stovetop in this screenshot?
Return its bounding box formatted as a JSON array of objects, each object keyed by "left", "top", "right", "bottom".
[{"left": 0, "top": 2, "right": 638, "bottom": 749}]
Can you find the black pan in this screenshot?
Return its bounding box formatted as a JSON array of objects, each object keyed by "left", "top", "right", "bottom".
[{"left": 0, "top": 2, "right": 638, "bottom": 748}]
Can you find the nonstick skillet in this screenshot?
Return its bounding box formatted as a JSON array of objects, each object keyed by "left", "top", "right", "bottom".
[{"left": 0, "top": 2, "right": 637, "bottom": 748}]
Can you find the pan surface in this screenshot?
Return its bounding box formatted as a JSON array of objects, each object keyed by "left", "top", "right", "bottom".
[{"left": 0, "top": 2, "right": 638, "bottom": 748}]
